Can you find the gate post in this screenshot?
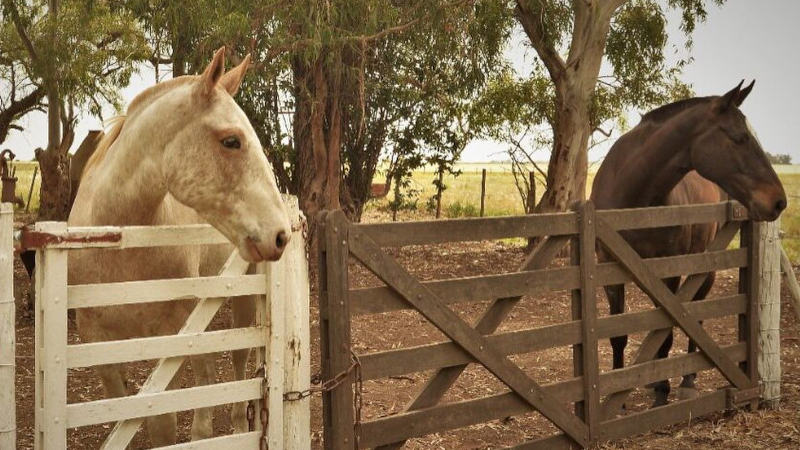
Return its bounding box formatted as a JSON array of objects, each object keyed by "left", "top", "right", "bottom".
[
  {"left": 739, "top": 220, "right": 762, "bottom": 410},
  {"left": 33, "top": 222, "right": 69, "bottom": 449},
  {"left": 0, "top": 203, "right": 14, "bottom": 449},
  {"left": 320, "top": 211, "right": 355, "bottom": 449},
  {"left": 758, "top": 218, "right": 781, "bottom": 407}
]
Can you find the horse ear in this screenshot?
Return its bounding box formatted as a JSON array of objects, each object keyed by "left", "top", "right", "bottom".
[
  {"left": 219, "top": 54, "right": 251, "bottom": 96},
  {"left": 716, "top": 79, "right": 745, "bottom": 112},
  {"left": 198, "top": 47, "right": 226, "bottom": 97},
  {"left": 736, "top": 80, "right": 755, "bottom": 106}
]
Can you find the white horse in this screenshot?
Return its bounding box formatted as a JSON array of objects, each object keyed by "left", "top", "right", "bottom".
[{"left": 68, "top": 47, "right": 291, "bottom": 445}]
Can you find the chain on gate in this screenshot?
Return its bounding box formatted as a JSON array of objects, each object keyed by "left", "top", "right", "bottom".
[{"left": 247, "top": 351, "right": 363, "bottom": 449}]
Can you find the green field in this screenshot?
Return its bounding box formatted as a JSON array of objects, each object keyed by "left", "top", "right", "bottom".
[{"left": 7, "top": 161, "right": 800, "bottom": 260}]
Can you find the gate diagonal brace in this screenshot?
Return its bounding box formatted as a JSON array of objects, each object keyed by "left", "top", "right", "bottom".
[
  {"left": 377, "top": 235, "right": 571, "bottom": 449},
  {"left": 595, "top": 218, "right": 752, "bottom": 389},
  {"left": 348, "top": 227, "right": 590, "bottom": 448}
]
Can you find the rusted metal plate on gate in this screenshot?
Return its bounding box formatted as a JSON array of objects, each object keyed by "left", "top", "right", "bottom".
[{"left": 18, "top": 226, "right": 122, "bottom": 250}]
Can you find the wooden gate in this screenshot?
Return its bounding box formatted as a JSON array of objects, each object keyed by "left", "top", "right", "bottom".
[{"left": 318, "top": 200, "right": 763, "bottom": 449}]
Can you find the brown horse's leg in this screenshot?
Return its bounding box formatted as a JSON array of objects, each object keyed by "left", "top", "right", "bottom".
[
  {"left": 679, "top": 271, "right": 716, "bottom": 399},
  {"left": 649, "top": 277, "right": 681, "bottom": 407},
  {"left": 95, "top": 363, "right": 128, "bottom": 398},
  {"left": 231, "top": 294, "right": 256, "bottom": 433},
  {"left": 146, "top": 375, "right": 181, "bottom": 446},
  {"left": 190, "top": 354, "right": 217, "bottom": 440},
  {"left": 606, "top": 284, "right": 626, "bottom": 371}
]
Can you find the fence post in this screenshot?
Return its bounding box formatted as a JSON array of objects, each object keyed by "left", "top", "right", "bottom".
[
  {"left": 33, "top": 222, "right": 68, "bottom": 450},
  {"left": 267, "top": 250, "right": 286, "bottom": 449},
  {"left": 480, "top": 169, "right": 486, "bottom": 217},
  {"left": 320, "top": 211, "right": 355, "bottom": 450},
  {"left": 758, "top": 219, "right": 781, "bottom": 407},
  {"left": 527, "top": 172, "right": 536, "bottom": 214},
  {"left": 739, "top": 220, "right": 761, "bottom": 411},
  {"left": 282, "top": 198, "right": 311, "bottom": 448},
  {"left": 0, "top": 203, "right": 14, "bottom": 450}
]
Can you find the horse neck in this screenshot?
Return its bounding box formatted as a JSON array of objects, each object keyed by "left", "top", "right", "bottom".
[
  {"left": 610, "top": 110, "right": 704, "bottom": 208},
  {"left": 89, "top": 114, "right": 173, "bottom": 226}
]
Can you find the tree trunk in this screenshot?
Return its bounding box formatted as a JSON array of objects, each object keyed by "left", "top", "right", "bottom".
[
  {"left": 36, "top": 147, "right": 71, "bottom": 220},
  {"left": 294, "top": 55, "right": 344, "bottom": 233}
]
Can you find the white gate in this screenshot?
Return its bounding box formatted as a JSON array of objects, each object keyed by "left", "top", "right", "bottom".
[{"left": 14, "top": 197, "right": 309, "bottom": 449}]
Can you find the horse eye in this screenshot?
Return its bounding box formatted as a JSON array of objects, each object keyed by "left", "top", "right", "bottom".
[{"left": 221, "top": 136, "right": 241, "bottom": 149}]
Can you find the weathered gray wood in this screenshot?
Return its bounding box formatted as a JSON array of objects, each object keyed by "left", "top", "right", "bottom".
[
  {"left": 375, "top": 235, "right": 571, "bottom": 450},
  {"left": 350, "top": 248, "right": 747, "bottom": 315},
  {"left": 360, "top": 295, "right": 746, "bottom": 381},
  {"left": 780, "top": 246, "right": 800, "bottom": 321},
  {"left": 577, "top": 203, "right": 600, "bottom": 439},
  {"left": 354, "top": 202, "right": 741, "bottom": 248},
  {"left": 0, "top": 204, "right": 14, "bottom": 450},
  {"left": 758, "top": 219, "right": 781, "bottom": 407},
  {"left": 348, "top": 227, "right": 589, "bottom": 447},
  {"left": 600, "top": 220, "right": 742, "bottom": 418},
  {"left": 320, "top": 211, "right": 356, "bottom": 450},
  {"left": 357, "top": 343, "right": 746, "bottom": 448},
  {"left": 595, "top": 218, "right": 751, "bottom": 390}
]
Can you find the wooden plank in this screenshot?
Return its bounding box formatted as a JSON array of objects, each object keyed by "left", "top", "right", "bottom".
[
  {"left": 281, "top": 200, "right": 311, "bottom": 449},
  {"left": 351, "top": 248, "right": 747, "bottom": 315},
  {"left": 67, "top": 327, "right": 265, "bottom": 368},
  {"left": 100, "top": 251, "right": 251, "bottom": 449},
  {"left": 598, "top": 390, "right": 727, "bottom": 441},
  {"left": 595, "top": 201, "right": 744, "bottom": 231},
  {"left": 267, "top": 241, "right": 286, "bottom": 449},
  {"left": 67, "top": 379, "right": 262, "bottom": 428},
  {"left": 34, "top": 222, "right": 69, "bottom": 450},
  {"left": 348, "top": 225, "right": 589, "bottom": 447},
  {"left": 376, "top": 235, "right": 571, "bottom": 450},
  {"left": 758, "top": 219, "right": 781, "bottom": 407},
  {"left": 32, "top": 224, "right": 228, "bottom": 249},
  {"left": 68, "top": 274, "right": 267, "bottom": 308},
  {"left": 360, "top": 294, "right": 746, "bottom": 381},
  {"left": 595, "top": 218, "right": 751, "bottom": 389},
  {"left": 600, "top": 220, "right": 742, "bottom": 418},
  {"left": 154, "top": 431, "right": 261, "bottom": 449},
  {"left": 322, "top": 211, "right": 356, "bottom": 450},
  {"left": 355, "top": 212, "right": 578, "bottom": 247},
  {"left": 358, "top": 344, "right": 745, "bottom": 448},
  {"left": 0, "top": 204, "right": 14, "bottom": 450},
  {"left": 577, "top": 203, "right": 599, "bottom": 439}
]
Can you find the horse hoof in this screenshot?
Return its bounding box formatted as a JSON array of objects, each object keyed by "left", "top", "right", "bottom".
[
  {"left": 651, "top": 397, "right": 669, "bottom": 408},
  {"left": 678, "top": 386, "right": 699, "bottom": 401}
]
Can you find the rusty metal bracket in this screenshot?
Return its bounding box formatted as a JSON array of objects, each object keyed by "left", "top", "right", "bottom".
[
  {"left": 725, "top": 385, "right": 762, "bottom": 409},
  {"left": 17, "top": 226, "right": 122, "bottom": 251},
  {"left": 727, "top": 201, "right": 749, "bottom": 221}
]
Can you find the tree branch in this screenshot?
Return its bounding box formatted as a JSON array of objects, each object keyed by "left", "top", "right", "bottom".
[
  {"left": 4, "top": 0, "right": 39, "bottom": 63},
  {"left": 515, "top": 1, "right": 566, "bottom": 80}
]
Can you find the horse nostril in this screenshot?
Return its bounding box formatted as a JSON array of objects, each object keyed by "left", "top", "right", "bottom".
[
  {"left": 775, "top": 198, "right": 787, "bottom": 213},
  {"left": 275, "top": 231, "right": 289, "bottom": 250}
]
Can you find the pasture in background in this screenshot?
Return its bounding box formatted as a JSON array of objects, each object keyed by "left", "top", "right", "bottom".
[{"left": 9, "top": 160, "right": 800, "bottom": 261}]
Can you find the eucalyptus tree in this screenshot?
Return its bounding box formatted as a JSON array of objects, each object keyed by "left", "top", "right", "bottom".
[
  {"left": 2, "top": 0, "right": 147, "bottom": 219},
  {"left": 511, "top": 0, "right": 722, "bottom": 212}
]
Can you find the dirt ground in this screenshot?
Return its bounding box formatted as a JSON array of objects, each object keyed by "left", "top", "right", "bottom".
[{"left": 11, "top": 236, "right": 800, "bottom": 449}]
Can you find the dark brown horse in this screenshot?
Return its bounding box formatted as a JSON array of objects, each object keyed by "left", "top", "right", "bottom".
[{"left": 590, "top": 81, "right": 786, "bottom": 408}]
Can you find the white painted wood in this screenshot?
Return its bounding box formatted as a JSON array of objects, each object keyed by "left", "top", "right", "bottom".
[
  {"left": 67, "top": 379, "right": 262, "bottom": 428},
  {"left": 268, "top": 243, "right": 286, "bottom": 450},
  {"left": 758, "top": 219, "right": 781, "bottom": 407},
  {"left": 67, "top": 326, "right": 265, "bottom": 368},
  {"left": 254, "top": 260, "right": 270, "bottom": 441},
  {"left": 41, "top": 224, "right": 229, "bottom": 249},
  {"left": 0, "top": 204, "right": 15, "bottom": 450},
  {"left": 154, "top": 431, "right": 261, "bottom": 449},
  {"left": 282, "top": 203, "right": 311, "bottom": 449},
  {"left": 68, "top": 273, "right": 267, "bottom": 308},
  {"left": 34, "top": 222, "right": 69, "bottom": 450},
  {"left": 780, "top": 246, "right": 800, "bottom": 322},
  {"left": 100, "top": 251, "right": 252, "bottom": 449}
]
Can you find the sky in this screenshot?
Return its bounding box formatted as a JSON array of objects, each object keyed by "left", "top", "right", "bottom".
[{"left": 5, "top": 0, "right": 800, "bottom": 164}]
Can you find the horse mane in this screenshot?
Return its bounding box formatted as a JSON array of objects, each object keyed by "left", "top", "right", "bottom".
[
  {"left": 640, "top": 96, "right": 714, "bottom": 123},
  {"left": 80, "top": 76, "right": 197, "bottom": 177}
]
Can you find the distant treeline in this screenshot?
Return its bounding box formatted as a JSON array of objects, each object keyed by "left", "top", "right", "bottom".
[{"left": 766, "top": 152, "right": 793, "bottom": 164}]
